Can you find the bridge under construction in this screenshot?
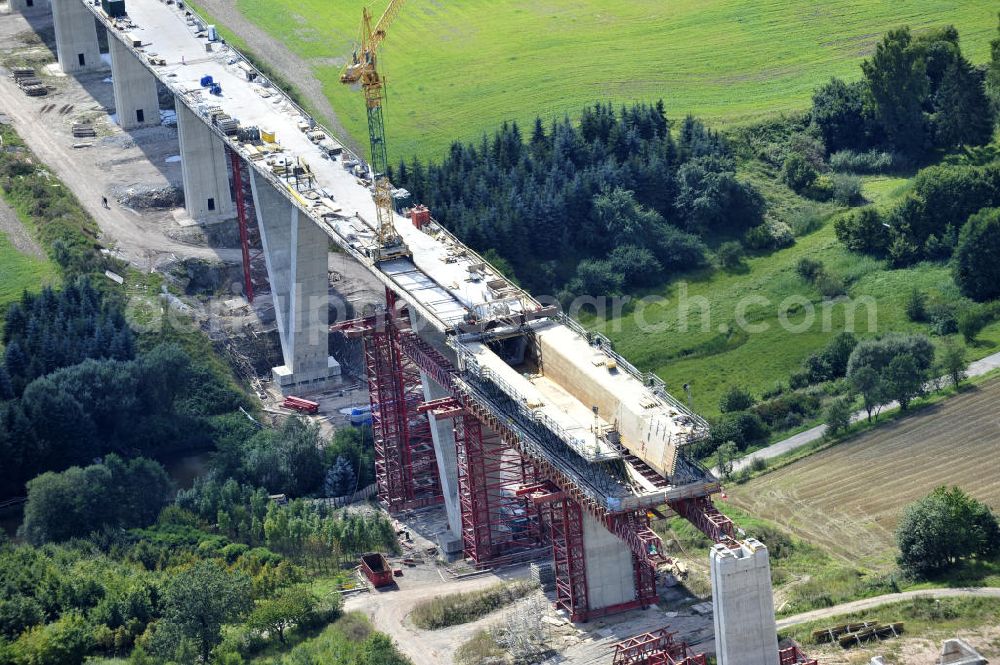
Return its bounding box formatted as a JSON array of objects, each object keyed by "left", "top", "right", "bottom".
[{"left": 7, "top": 0, "right": 780, "bottom": 633}]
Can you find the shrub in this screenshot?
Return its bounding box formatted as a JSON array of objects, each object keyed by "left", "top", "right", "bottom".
[
  {"left": 815, "top": 271, "right": 846, "bottom": 298},
  {"left": 712, "top": 412, "right": 769, "bottom": 450},
  {"left": 828, "top": 149, "right": 899, "bottom": 174},
  {"left": 717, "top": 241, "right": 745, "bottom": 269},
  {"left": 834, "top": 207, "right": 890, "bottom": 255},
  {"left": 801, "top": 332, "right": 859, "bottom": 383},
  {"left": 846, "top": 333, "right": 935, "bottom": 376},
  {"left": 905, "top": 289, "right": 927, "bottom": 322},
  {"left": 804, "top": 174, "right": 835, "bottom": 202},
  {"left": 795, "top": 257, "right": 825, "bottom": 282},
  {"left": 753, "top": 391, "right": 822, "bottom": 428},
  {"left": 897, "top": 486, "right": 1000, "bottom": 576},
  {"left": 957, "top": 305, "right": 989, "bottom": 343},
  {"left": 954, "top": 207, "right": 1000, "bottom": 301},
  {"left": 782, "top": 153, "right": 817, "bottom": 192},
  {"left": 825, "top": 397, "right": 853, "bottom": 436},
  {"left": 719, "top": 386, "right": 755, "bottom": 413},
  {"left": 928, "top": 303, "right": 959, "bottom": 336},
  {"left": 788, "top": 204, "right": 826, "bottom": 236},
  {"left": 887, "top": 232, "right": 920, "bottom": 268},
  {"left": 410, "top": 582, "right": 537, "bottom": 630},
  {"left": 831, "top": 173, "right": 863, "bottom": 206},
  {"left": 745, "top": 220, "right": 795, "bottom": 250}
]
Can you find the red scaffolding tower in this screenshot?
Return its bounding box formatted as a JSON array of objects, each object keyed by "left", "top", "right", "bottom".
[{"left": 335, "top": 289, "right": 442, "bottom": 513}]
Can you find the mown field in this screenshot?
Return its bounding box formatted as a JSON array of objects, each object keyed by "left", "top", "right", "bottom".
[
  {"left": 233, "top": 0, "right": 998, "bottom": 161},
  {"left": 0, "top": 233, "right": 57, "bottom": 317},
  {"left": 727, "top": 376, "right": 1000, "bottom": 569}
]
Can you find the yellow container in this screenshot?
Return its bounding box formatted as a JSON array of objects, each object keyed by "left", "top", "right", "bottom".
[{"left": 260, "top": 128, "right": 275, "bottom": 143}]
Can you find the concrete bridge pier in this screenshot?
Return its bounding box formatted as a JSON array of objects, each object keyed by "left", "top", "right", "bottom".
[
  {"left": 9, "top": 0, "right": 50, "bottom": 13},
  {"left": 582, "top": 512, "right": 638, "bottom": 611},
  {"left": 249, "top": 170, "right": 339, "bottom": 395},
  {"left": 176, "top": 101, "right": 235, "bottom": 222},
  {"left": 711, "top": 539, "right": 779, "bottom": 665},
  {"left": 421, "top": 371, "right": 464, "bottom": 554},
  {"left": 109, "top": 37, "right": 159, "bottom": 129},
  {"left": 51, "top": 0, "right": 100, "bottom": 73}
]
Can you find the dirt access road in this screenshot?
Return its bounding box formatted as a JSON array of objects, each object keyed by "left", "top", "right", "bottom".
[
  {"left": 346, "top": 572, "right": 522, "bottom": 665},
  {"left": 0, "top": 7, "right": 242, "bottom": 268},
  {"left": 777, "top": 587, "right": 1000, "bottom": 630}
]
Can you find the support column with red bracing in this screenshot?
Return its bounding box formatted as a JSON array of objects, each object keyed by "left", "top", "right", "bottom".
[
  {"left": 549, "top": 496, "right": 589, "bottom": 621},
  {"left": 455, "top": 414, "right": 491, "bottom": 561},
  {"left": 226, "top": 148, "right": 265, "bottom": 303},
  {"left": 363, "top": 317, "right": 409, "bottom": 513}
]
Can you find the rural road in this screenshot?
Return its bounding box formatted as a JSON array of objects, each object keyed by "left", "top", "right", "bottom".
[
  {"left": 777, "top": 587, "right": 1000, "bottom": 630},
  {"left": 725, "top": 351, "right": 1000, "bottom": 474}
]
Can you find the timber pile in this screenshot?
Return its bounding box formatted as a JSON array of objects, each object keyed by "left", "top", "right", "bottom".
[
  {"left": 811, "top": 621, "right": 877, "bottom": 644},
  {"left": 813, "top": 621, "right": 904, "bottom": 649},
  {"left": 13, "top": 69, "right": 46, "bottom": 96},
  {"left": 72, "top": 123, "right": 97, "bottom": 138}
]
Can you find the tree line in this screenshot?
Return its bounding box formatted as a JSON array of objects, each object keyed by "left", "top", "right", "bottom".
[
  {"left": 0, "top": 279, "right": 247, "bottom": 498},
  {"left": 391, "top": 103, "right": 764, "bottom": 296},
  {"left": 825, "top": 21, "right": 1000, "bottom": 288}
]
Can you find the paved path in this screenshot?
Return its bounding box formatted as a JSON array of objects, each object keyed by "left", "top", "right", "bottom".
[
  {"left": 777, "top": 587, "right": 1000, "bottom": 629},
  {"left": 724, "top": 350, "right": 1000, "bottom": 474}
]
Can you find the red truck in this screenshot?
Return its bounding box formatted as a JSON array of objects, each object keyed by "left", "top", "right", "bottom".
[
  {"left": 282, "top": 395, "right": 319, "bottom": 414},
  {"left": 360, "top": 552, "right": 394, "bottom": 588}
]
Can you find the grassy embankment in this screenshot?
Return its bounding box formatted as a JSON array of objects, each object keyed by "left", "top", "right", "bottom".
[
  {"left": 781, "top": 596, "right": 1000, "bottom": 662},
  {"left": 409, "top": 581, "right": 538, "bottom": 630},
  {"left": 0, "top": 124, "right": 62, "bottom": 318}
]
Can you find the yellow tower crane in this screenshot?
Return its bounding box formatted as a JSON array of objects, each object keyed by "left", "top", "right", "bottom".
[{"left": 341, "top": 0, "right": 410, "bottom": 262}]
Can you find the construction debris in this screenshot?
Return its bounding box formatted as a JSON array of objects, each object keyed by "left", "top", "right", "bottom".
[
  {"left": 109, "top": 183, "right": 184, "bottom": 209},
  {"left": 812, "top": 621, "right": 878, "bottom": 644},
  {"left": 938, "top": 638, "right": 987, "bottom": 665},
  {"left": 611, "top": 627, "right": 707, "bottom": 665}
]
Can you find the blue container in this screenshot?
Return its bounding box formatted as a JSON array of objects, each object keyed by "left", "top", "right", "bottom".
[{"left": 199, "top": 75, "right": 213, "bottom": 87}]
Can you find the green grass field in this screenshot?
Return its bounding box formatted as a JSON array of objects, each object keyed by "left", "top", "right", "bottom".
[
  {"left": 0, "top": 232, "right": 58, "bottom": 321},
  {"left": 578, "top": 172, "right": 1000, "bottom": 418},
  {"left": 233, "top": 0, "right": 997, "bottom": 161}
]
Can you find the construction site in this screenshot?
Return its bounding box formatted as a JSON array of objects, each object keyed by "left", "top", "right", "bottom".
[{"left": 0, "top": 0, "right": 966, "bottom": 664}]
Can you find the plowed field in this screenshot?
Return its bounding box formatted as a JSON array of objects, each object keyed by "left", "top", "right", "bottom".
[{"left": 728, "top": 377, "right": 1000, "bottom": 568}]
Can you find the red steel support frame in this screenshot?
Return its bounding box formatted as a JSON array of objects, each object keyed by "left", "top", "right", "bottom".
[
  {"left": 548, "top": 496, "right": 589, "bottom": 621},
  {"left": 358, "top": 289, "right": 442, "bottom": 513},
  {"left": 227, "top": 147, "right": 256, "bottom": 303},
  {"left": 611, "top": 627, "right": 708, "bottom": 665}
]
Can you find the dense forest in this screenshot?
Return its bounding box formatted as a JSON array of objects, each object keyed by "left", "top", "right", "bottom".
[{"left": 392, "top": 104, "right": 763, "bottom": 296}]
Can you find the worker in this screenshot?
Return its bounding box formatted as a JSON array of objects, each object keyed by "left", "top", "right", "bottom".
[{"left": 101, "top": 196, "right": 109, "bottom": 209}]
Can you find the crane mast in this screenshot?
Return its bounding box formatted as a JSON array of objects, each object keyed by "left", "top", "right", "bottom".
[{"left": 341, "top": 0, "right": 410, "bottom": 262}]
